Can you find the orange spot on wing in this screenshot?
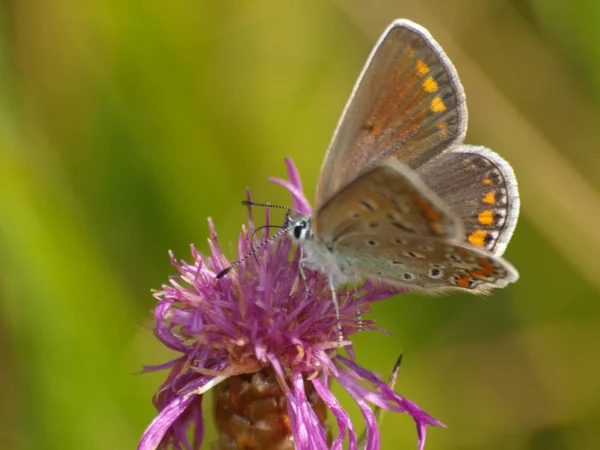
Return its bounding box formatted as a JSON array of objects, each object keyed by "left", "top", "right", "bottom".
[
  {"left": 478, "top": 210, "right": 495, "bottom": 225},
  {"left": 422, "top": 76, "right": 438, "bottom": 92},
  {"left": 481, "top": 258, "right": 494, "bottom": 271},
  {"left": 471, "top": 258, "right": 495, "bottom": 279},
  {"left": 468, "top": 230, "right": 488, "bottom": 247},
  {"left": 416, "top": 59, "right": 429, "bottom": 76},
  {"left": 476, "top": 258, "right": 495, "bottom": 276},
  {"left": 482, "top": 177, "right": 493, "bottom": 185},
  {"left": 455, "top": 275, "right": 472, "bottom": 288},
  {"left": 430, "top": 97, "right": 447, "bottom": 113},
  {"left": 410, "top": 192, "right": 443, "bottom": 235},
  {"left": 483, "top": 191, "right": 496, "bottom": 205},
  {"left": 470, "top": 269, "right": 486, "bottom": 279}
]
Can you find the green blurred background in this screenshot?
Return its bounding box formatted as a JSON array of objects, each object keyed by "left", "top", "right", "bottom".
[{"left": 1, "top": 0, "right": 599, "bottom": 449}]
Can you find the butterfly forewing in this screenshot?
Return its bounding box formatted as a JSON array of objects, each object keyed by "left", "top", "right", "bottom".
[
  {"left": 313, "top": 160, "right": 462, "bottom": 243},
  {"left": 416, "top": 145, "right": 520, "bottom": 256},
  {"left": 315, "top": 19, "right": 467, "bottom": 209}
]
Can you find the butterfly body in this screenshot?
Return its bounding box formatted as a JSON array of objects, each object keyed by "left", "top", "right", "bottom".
[{"left": 295, "top": 231, "right": 354, "bottom": 287}]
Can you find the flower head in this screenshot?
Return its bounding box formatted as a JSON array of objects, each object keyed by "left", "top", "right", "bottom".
[{"left": 138, "top": 159, "right": 444, "bottom": 450}]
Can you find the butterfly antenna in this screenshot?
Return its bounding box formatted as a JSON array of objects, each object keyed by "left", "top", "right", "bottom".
[
  {"left": 242, "top": 200, "right": 304, "bottom": 217},
  {"left": 215, "top": 219, "right": 294, "bottom": 279},
  {"left": 248, "top": 223, "right": 284, "bottom": 264}
]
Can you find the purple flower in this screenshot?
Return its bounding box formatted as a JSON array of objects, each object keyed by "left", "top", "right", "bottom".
[{"left": 138, "top": 159, "right": 444, "bottom": 450}]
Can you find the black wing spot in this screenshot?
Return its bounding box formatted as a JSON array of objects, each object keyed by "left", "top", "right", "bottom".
[
  {"left": 369, "top": 222, "right": 380, "bottom": 229},
  {"left": 403, "top": 272, "right": 415, "bottom": 280},
  {"left": 495, "top": 189, "right": 509, "bottom": 206},
  {"left": 359, "top": 200, "right": 375, "bottom": 211},
  {"left": 392, "top": 221, "right": 415, "bottom": 233},
  {"left": 472, "top": 157, "right": 492, "bottom": 170},
  {"left": 486, "top": 170, "right": 503, "bottom": 185},
  {"left": 429, "top": 268, "right": 443, "bottom": 279},
  {"left": 367, "top": 240, "right": 378, "bottom": 247},
  {"left": 484, "top": 233, "right": 495, "bottom": 245},
  {"left": 494, "top": 211, "right": 506, "bottom": 225}
]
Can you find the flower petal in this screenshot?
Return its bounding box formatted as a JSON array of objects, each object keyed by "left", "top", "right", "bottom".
[
  {"left": 312, "top": 376, "right": 357, "bottom": 450},
  {"left": 137, "top": 394, "right": 196, "bottom": 450}
]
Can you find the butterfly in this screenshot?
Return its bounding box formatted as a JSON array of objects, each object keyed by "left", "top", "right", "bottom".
[{"left": 286, "top": 19, "right": 519, "bottom": 295}]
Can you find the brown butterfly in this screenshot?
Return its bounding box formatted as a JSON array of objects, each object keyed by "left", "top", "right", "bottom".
[{"left": 287, "top": 19, "right": 519, "bottom": 294}]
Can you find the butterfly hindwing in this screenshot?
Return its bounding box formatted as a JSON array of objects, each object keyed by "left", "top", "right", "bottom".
[
  {"left": 331, "top": 235, "right": 518, "bottom": 292},
  {"left": 416, "top": 145, "right": 520, "bottom": 256}
]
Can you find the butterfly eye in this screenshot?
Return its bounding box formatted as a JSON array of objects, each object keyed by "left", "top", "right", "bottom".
[{"left": 293, "top": 221, "right": 308, "bottom": 240}]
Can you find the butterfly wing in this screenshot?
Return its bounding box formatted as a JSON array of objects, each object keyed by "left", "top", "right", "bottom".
[
  {"left": 332, "top": 235, "right": 518, "bottom": 292},
  {"left": 313, "top": 160, "right": 463, "bottom": 244},
  {"left": 312, "top": 159, "right": 518, "bottom": 291},
  {"left": 315, "top": 19, "right": 467, "bottom": 210},
  {"left": 416, "top": 145, "right": 520, "bottom": 256}
]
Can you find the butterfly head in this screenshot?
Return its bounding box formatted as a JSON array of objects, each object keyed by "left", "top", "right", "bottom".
[{"left": 286, "top": 214, "right": 313, "bottom": 242}]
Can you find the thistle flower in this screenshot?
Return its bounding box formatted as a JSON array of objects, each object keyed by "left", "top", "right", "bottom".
[{"left": 138, "top": 159, "right": 444, "bottom": 450}]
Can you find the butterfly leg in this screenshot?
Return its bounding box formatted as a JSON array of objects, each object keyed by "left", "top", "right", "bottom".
[
  {"left": 297, "top": 248, "right": 311, "bottom": 302},
  {"left": 353, "top": 276, "right": 362, "bottom": 332},
  {"left": 328, "top": 276, "right": 344, "bottom": 343}
]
